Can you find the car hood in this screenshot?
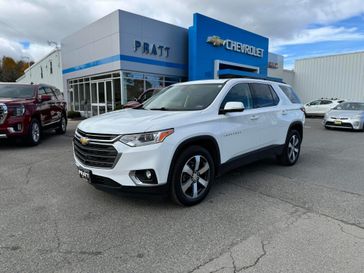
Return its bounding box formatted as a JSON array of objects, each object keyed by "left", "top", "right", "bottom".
[
  {"left": 328, "top": 110, "right": 364, "bottom": 118},
  {"left": 78, "top": 109, "right": 202, "bottom": 134},
  {"left": 0, "top": 98, "right": 34, "bottom": 105}
]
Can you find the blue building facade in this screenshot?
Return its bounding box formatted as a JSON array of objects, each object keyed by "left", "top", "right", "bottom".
[{"left": 189, "top": 13, "right": 269, "bottom": 81}]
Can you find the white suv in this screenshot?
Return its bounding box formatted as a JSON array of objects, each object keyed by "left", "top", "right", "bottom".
[
  {"left": 304, "top": 98, "right": 345, "bottom": 117},
  {"left": 74, "top": 79, "right": 305, "bottom": 206}
]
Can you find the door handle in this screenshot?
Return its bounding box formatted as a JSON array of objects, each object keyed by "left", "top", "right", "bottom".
[
  {"left": 250, "top": 115, "right": 260, "bottom": 120},
  {"left": 282, "top": 110, "right": 288, "bottom": 115}
]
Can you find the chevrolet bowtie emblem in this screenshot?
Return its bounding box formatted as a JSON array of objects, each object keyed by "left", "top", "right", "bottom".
[
  {"left": 80, "top": 137, "right": 90, "bottom": 145},
  {"left": 206, "top": 35, "right": 225, "bottom": 47}
]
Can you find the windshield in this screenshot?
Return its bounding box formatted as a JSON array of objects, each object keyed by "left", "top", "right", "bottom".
[
  {"left": 0, "top": 84, "right": 35, "bottom": 98},
  {"left": 334, "top": 102, "right": 364, "bottom": 111},
  {"left": 143, "top": 83, "right": 224, "bottom": 111}
]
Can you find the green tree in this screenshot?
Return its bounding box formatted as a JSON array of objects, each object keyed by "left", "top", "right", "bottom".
[{"left": 0, "top": 56, "right": 32, "bottom": 82}]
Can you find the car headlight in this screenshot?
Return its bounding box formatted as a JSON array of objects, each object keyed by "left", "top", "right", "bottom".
[
  {"left": 12, "top": 105, "right": 25, "bottom": 116},
  {"left": 119, "top": 129, "right": 174, "bottom": 147},
  {"left": 353, "top": 114, "right": 362, "bottom": 120}
]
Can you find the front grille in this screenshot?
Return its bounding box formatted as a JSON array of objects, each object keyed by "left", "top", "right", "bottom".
[
  {"left": 330, "top": 117, "right": 348, "bottom": 120},
  {"left": 73, "top": 137, "right": 120, "bottom": 168},
  {"left": 0, "top": 103, "right": 8, "bottom": 125},
  {"left": 76, "top": 129, "right": 120, "bottom": 142}
]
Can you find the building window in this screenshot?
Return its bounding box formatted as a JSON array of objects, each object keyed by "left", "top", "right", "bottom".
[
  {"left": 67, "top": 71, "right": 181, "bottom": 116},
  {"left": 40, "top": 66, "right": 43, "bottom": 79},
  {"left": 50, "top": 61, "right": 53, "bottom": 74}
]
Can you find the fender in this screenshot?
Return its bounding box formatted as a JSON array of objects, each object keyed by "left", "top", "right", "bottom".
[{"left": 167, "top": 135, "right": 221, "bottom": 185}]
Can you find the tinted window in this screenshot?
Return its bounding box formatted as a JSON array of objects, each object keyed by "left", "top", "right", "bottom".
[
  {"left": 44, "top": 87, "right": 56, "bottom": 100},
  {"left": 0, "top": 84, "right": 35, "bottom": 98},
  {"left": 320, "top": 100, "right": 332, "bottom": 105},
  {"left": 279, "top": 85, "right": 301, "bottom": 104},
  {"left": 250, "top": 83, "right": 278, "bottom": 108},
  {"left": 53, "top": 88, "right": 63, "bottom": 100},
  {"left": 334, "top": 102, "right": 364, "bottom": 111},
  {"left": 38, "top": 87, "right": 46, "bottom": 96},
  {"left": 221, "top": 83, "right": 253, "bottom": 109}
]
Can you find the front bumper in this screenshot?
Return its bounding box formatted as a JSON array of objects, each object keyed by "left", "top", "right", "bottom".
[
  {"left": 0, "top": 116, "right": 29, "bottom": 138},
  {"left": 73, "top": 137, "right": 175, "bottom": 188},
  {"left": 322, "top": 117, "right": 363, "bottom": 130}
]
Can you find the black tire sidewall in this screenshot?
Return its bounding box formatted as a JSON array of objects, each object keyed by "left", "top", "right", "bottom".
[{"left": 170, "top": 146, "right": 215, "bottom": 206}]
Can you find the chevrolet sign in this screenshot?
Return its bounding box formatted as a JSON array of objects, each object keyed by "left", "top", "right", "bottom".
[{"left": 207, "top": 36, "right": 264, "bottom": 58}]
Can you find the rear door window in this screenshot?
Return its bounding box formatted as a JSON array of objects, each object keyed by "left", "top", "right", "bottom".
[
  {"left": 279, "top": 85, "right": 301, "bottom": 104},
  {"left": 250, "top": 83, "right": 279, "bottom": 108}
]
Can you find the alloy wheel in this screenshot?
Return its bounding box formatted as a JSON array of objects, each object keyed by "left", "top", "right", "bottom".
[
  {"left": 288, "top": 134, "right": 300, "bottom": 162},
  {"left": 180, "top": 155, "right": 210, "bottom": 199},
  {"left": 61, "top": 117, "right": 66, "bottom": 132},
  {"left": 32, "top": 122, "right": 40, "bottom": 143}
]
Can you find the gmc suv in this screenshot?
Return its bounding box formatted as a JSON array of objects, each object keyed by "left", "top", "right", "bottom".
[
  {"left": 0, "top": 83, "right": 67, "bottom": 145},
  {"left": 74, "top": 79, "right": 304, "bottom": 206}
]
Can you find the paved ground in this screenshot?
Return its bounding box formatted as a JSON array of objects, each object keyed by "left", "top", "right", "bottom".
[{"left": 0, "top": 119, "right": 363, "bottom": 273}]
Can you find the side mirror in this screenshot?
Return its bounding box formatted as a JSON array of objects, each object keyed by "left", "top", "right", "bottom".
[
  {"left": 220, "top": 101, "right": 245, "bottom": 114},
  {"left": 40, "top": 94, "right": 52, "bottom": 102}
]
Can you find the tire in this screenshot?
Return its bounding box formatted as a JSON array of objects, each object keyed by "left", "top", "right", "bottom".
[
  {"left": 170, "top": 146, "right": 215, "bottom": 206},
  {"left": 26, "top": 119, "right": 41, "bottom": 146},
  {"left": 277, "top": 129, "right": 301, "bottom": 166},
  {"left": 55, "top": 114, "right": 67, "bottom": 134}
]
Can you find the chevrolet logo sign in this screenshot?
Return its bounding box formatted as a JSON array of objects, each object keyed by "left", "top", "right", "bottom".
[{"left": 80, "top": 137, "right": 90, "bottom": 145}]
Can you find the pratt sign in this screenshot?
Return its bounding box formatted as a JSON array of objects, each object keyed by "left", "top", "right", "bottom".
[
  {"left": 206, "top": 35, "right": 264, "bottom": 58},
  {"left": 134, "top": 40, "right": 170, "bottom": 58}
]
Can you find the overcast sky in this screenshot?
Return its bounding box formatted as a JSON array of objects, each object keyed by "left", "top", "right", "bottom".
[{"left": 0, "top": 0, "right": 364, "bottom": 68}]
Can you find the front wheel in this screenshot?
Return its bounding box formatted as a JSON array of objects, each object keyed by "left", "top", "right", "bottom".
[
  {"left": 170, "top": 146, "right": 215, "bottom": 206},
  {"left": 277, "top": 129, "right": 301, "bottom": 166},
  {"left": 26, "top": 119, "right": 41, "bottom": 146}
]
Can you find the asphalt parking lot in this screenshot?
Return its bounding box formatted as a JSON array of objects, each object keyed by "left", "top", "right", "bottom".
[{"left": 0, "top": 119, "right": 363, "bottom": 273}]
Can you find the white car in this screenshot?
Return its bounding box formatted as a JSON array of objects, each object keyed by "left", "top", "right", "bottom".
[
  {"left": 73, "top": 79, "right": 305, "bottom": 206},
  {"left": 304, "top": 99, "right": 345, "bottom": 117}
]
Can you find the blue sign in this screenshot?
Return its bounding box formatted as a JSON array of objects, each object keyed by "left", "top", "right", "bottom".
[{"left": 188, "top": 14, "right": 269, "bottom": 81}]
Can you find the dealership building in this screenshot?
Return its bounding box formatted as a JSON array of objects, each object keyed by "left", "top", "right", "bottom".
[
  {"left": 60, "top": 10, "right": 283, "bottom": 116},
  {"left": 17, "top": 9, "right": 364, "bottom": 115}
]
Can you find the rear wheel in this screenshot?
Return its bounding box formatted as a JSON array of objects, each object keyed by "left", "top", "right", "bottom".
[
  {"left": 170, "top": 146, "right": 215, "bottom": 206},
  {"left": 26, "top": 119, "right": 41, "bottom": 146},
  {"left": 55, "top": 115, "right": 67, "bottom": 134},
  {"left": 277, "top": 129, "right": 301, "bottom": 166}
]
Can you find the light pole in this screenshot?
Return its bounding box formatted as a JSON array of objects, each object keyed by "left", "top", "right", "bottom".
[{"left": 47, "top": 40, "right": 59, "bottom": 49}]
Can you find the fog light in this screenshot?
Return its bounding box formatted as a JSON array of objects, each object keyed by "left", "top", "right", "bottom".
[{"left": 131, "top": 169, "right": 158, "bottom": 184}]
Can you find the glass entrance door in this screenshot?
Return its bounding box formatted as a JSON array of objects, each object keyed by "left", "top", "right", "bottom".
[{"left": 90, "top": 80, "right": 114, "bottom": 116}]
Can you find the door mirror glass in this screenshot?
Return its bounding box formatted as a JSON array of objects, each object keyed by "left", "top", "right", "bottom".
[{"left": 220, "top": 101, "right": 245, "bottom": 114}]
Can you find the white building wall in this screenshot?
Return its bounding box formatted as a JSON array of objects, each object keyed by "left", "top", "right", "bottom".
[
  {"left": 16, "top": 49, "right": 63, "bottom": 93},
  {"left": 293, "top": 51, "right": 364, "bottom": 103},
  {"left": 268, "top": 68, "right": 295, "bottom": 86}
]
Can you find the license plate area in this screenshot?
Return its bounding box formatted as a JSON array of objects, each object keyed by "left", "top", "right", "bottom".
[
  {"left": 334, "top": 120, "right": 342, "bottom": 125},
  {"left": 78, "top": 167, "right": 92, "bottom": 182}
]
